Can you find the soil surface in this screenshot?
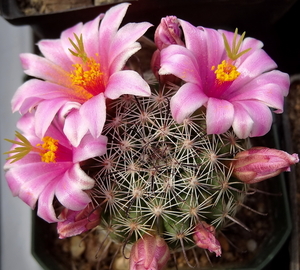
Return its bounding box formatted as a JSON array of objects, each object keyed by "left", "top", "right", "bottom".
[{"left": 17, "top": 0, "right": 122, "bottom": 15}]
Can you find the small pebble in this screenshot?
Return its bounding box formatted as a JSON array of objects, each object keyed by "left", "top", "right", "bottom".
[
  {"left": 70, "top": 236, "right": 86, "bottom": 258},
  {"left": 112, "top": 255, "right": 129, "bottom": 270},
  {"left": 61, "top": 239, "right": 70, "bottom": 253},
  {"left": 223, "top": 252, "right": 235, "bottom": 261},
  {"left": 85, "top": 235, "right": 106, "bottom": 263},
  {"left": 247, "top": 239, "right": 257, "bottom": 252},
  {"left": 78, "top": 262, "right": 92, "bottom": 270}
]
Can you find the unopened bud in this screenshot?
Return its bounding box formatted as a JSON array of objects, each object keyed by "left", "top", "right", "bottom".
[
  {"left": 129, "top": 234, "right": 170, "bottom": 270},
  {"left": 151, "top": 16, "right": 184, "bottom": 84},
  {"left": 154, "top": 16, "right": 184, "bottom": 50},
  {"left": 57, "top": 204, "right": 100, "bottom": 239},
  {"left": 193, "top": 221, "right": 221, "bottom": 257},
  {"left": 231, "top": 147, "right": 299, "bottom": 184}
]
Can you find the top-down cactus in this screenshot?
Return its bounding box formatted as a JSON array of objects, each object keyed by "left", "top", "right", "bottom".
[
  {"left": 93, "top": 87, "right": 247, "bottom": 256},
  {"left": 2, "top": 2, "right": 299, "bottom": 270}
]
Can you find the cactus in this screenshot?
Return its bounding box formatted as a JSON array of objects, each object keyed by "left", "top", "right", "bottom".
[{"left": 87, "top": 85, "right": 248, "bottom": 258}]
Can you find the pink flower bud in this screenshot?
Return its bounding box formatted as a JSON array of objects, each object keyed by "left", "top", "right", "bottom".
[
  {"left": 129, "top": 234, "right": 170, "bottom": 270},
  {"left": 154, "top": 16, "right": 184, "bottom": 50},
  {"left": 193, "top": 221, "right": 221, "bottom": 257},
  {"left": 57, "top": 204, "right": 100, "bottom": 239},
  {"left": 151, "top": 16, "right": 184, "bottom": 84},
  {"left": 231, "top": 147, "right": 299, "bottom": 184}
]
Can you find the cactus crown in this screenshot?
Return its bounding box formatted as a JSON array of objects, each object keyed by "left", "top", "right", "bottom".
[{"left": 90, "top": 85, "right": 248, "bottom": 253}]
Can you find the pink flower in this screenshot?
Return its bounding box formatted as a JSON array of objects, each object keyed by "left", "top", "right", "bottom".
[
  {"left": 159, "top": 22, "right": 290, "bottom": 138},
  {"left": 12, "top": 3, "right": 152, "bottom": 146},
  {"left": 129, "top": 234, "right": 170, "bottom": 270},
  {"left": 3, "top": 113, "right": 107, "bottom": 223},
  {"left": 193, "top": 221, "right": 221, "bottom": 257},
  {"left": 57, "top": 203, "right": 100, "bottom": 239},
  {"left": 151, "top": 16, "right": 184, "bottom": 83},
  {"left": 231, "top": 147, "right": 299, "bottom": 184}
]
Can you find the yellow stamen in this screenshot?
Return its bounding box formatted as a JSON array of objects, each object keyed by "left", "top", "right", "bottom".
[
  {"left": 68, "top": 33, "right": 103, "bottom": 99},
  {"left": 37, "top": 136, "right": 59, "bottom": 163},
  {"left": 70, "top": 58, "right": 103, "bottom": 95},
  {"left": 214, "top": 60, "right": 240, "bottom": 83}
]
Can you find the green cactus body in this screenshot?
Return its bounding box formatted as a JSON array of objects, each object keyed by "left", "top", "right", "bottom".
[{"left": 91, "top": 86, "right": 248, "bottom": 253}]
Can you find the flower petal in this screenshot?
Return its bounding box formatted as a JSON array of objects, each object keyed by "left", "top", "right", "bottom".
[
  {"left": 108, "top": 21, "right": 153, "bottom": 74},
  {"left": 170, "top": 82, "right": 208, "bottom": 123},
  {"left": 18, "top": 170, "right": 60, "bottom": 209},
  {"left": 16, "top": 112, "right": 36, "bottom": 134},
  {"left": 105, "top": 70, "right": 151, "bottom": 99},
  {"left": 55, "top": 164, "right": 94, "bottom": 211},
  {"left": 5, "top": 160, "right": 68, "bottom": 204},
  {"left": 98, "top": 2, "right": 130, "bottom": 67},
  {"left": 81, "top": 14, "right": 104, "bottom": 57},
  {"left": 159, "top": 44, "right": 201, "bottom": 84},
  {"left": 63, "top": 109, "right": 89, "bottom": 147},
  {"left": 229, "top": 70, "right": 290, "bottom": 113},
  {"left": 20, "top": 53, "right": 71, "bottom": 84},
  {"left": 200, "top": 27, "right": 226, "bottom": 84},
  {"left": 12, "top": 79, "right": 76, "bottom": 113},
  {"left": 236, "top": 100, "right": 273, "bottom": 137},
  {"left": 73, "top": 134, "right": 107, "bottom": 163},
  {"left": 80, "top": 93, "right": 106, "bottom": 139},
  {"left": 230, "top": 49, "right": 278, "bottom": 93},
  {"left": 206, "top": 98, "right": 234, "bottom": 134},
  {"left": 232, "top": 102, "right": 254, "bottom": 138},
  {"left": 34, "top": 98, "right": 70, "bottom": 138},
  {"left": 109, "top": 42, "right": 142, "bottom": 75},
  {"left": 180, "top": 21, "right": 224, "bottom": 83},
  {"left": 37, "top": 179, "right": 61, "bottom": 222},
  {"left": 38, "top": 39, "right": 73, "bottom": 71}
]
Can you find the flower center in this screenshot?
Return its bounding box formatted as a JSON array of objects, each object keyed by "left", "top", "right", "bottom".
[
  {"left": 212, "top": 60, "right": 240, "bottom": 83},
  {"left": 5, "top": 132, "right": 65, "bottom": 164},
  {"left": 37, "top": 136, "right": 59, "bottom": 163},
  {"left": 68, "top": 33, "right": 104, "bottom": 99},
  {"left": 70, "top": 57, "right": 103, "bottom": 98},
  {"left": 210, "top": 29, "right": 251, "bottom": 86}
]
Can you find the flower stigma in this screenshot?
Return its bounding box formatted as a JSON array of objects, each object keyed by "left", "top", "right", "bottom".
[
  {"left": 4, "top": 131, "right": 60, "bottom": 163},
  {"left": 223, "top": 28, "right": 251, "bottom": 61}
]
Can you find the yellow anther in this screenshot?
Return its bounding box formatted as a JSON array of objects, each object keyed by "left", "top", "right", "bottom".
[
  {"left": 37, "top": 136, "right": 59, "bottom": 163},
  {"left": 70, "top": 57, "right": 102, "bottom": 99},
  {"left": 214, "top": 60, "right": 240, "bottom": 83}
]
